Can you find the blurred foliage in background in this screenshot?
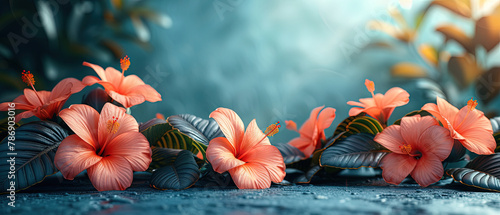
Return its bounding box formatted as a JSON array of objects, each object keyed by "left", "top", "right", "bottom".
[
  {"left": 369, "top": 0, "right": 500, "bottom": 117},
  {"left": 0, "top": 0, "right": 170, "bottom": 93}
]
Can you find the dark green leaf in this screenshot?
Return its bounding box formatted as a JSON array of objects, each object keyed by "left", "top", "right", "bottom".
[
  {"left": 326, "top": 116, "right": 383, "bottom": 149},
  {"left": 447, "top": 154, "right": 500, "bottom": 192},
  {"left": 490, "top": 116, "right": 500, "bottom": 133},
  {"left": 333, "top": 113, "right": 365, "bottom": 137},
  {"left": 0, "top": 121, "right": 68, "bottom": 192},
  {"left": 320, "top": 133, "right": 388, "bottom": 169},
  {"left": 0, "top": 118, "right": 19, "bottom": 142},
  {"left": 294, "top": 165, "right": 322, "bottom": 184},
  {"left": 167, "top": 114, "right": 224, "bottom": 145},
  {"left": 494, "top": 132, "right": 500, "bottom": 153},
  {"left": 444, "top": 140, "right": 466, "bottom": 163},
  {"left": 273, "top": 142, "right": 305, "bottom": 164},
  {"left": 150, "top": 149, "right": 200, "bottom": 190},
  {"left": 140, "top": 121, "right": 208, "bottom": 160}
]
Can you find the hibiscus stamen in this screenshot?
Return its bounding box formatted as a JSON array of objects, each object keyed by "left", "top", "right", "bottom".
[
  {"left": 120, "top": 55, "right": 130, "bottom": 74},
  {"left": 21, "top": 70, "right": 44, "bottom": 105},
  {"left": 456, "top": 98, "right": 477, "bottom": 129},
  {"left": 107, "top": 116, "right": 120, "bottom": 134},
  {"left": 264, "top": 121, "right": 281, "bottom": 137},
  {"left": 365, "top": 79, "right": 375, "bottom": 98},
  {"left": 399, "top": 144, "right": 420, "bottom": 157}
]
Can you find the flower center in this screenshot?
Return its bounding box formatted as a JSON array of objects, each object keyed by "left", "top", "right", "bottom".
[
  {"left": 365, "top": 79, "right": 375, "bottom": 98},
  {"left": 120, "top": 55, "right": 130, "bottom": 74},
  {"left": 456, "top": 98, "right": 477, "bottom": 129},
  {"left": 238, "top": 121, "right": 281, "bottom": 160},
  {"left": 22, "top": 70, "right": 44, "bottom": 105},
  {"left": 399, "top": 143, "right": 421, "bottom": 158},
  {"left": 107, "top": 116, "right": 120, "bottom": 134}
]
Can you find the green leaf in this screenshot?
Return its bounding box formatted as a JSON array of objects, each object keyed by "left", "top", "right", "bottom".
[
  {"left": 167, "top": 114, "right": 224, "bottom": 145},
  {"left": 393, "top": 110, "right": 431, "bottom": 125},
  {"left": 0, "top": 121, "right": 68, "bottom": 192},
  {"left": 150, "top": 149, "right": 200, "bottom": 190},
  {"left": 273, "top": 142, "right": 305, "bottom": 165},
  {"left": 327, "top": 116, "right": 384, "bottom": 149},
  {"left": 444, "top": 140, "right": 466, "bottom": 163},
  {"left": 333, "top": 113, "right": 365, "bottom": 137},
  {"left": 294, "top": 165, "right": 322, "bottom": 184},
  {"left": 494, "top": 132, "right": 500, "bottom": 153},
  {"left": 140, "top": 120, "right": 208, "bottom": 160},
  {"left": 320, "top": 133, "right": 388, "bottom": 169},
  {"left": 447, "top": 154, "right": 500, "bottom": 192}
]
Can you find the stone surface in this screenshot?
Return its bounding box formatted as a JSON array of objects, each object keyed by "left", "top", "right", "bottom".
[{"left": 1, "top": 172, "right": 499, "bottom": 215}]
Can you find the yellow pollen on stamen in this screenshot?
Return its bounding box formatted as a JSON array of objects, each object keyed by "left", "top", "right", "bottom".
[
  {"left": 365, "top": 79, "right": 375, "bottom": 97},
  {"left": 120, "top": 55, "right": 130, "bottom": 72},
  {"left": 399, "top": 144, "right": 412, "bottom": 155},
  {"left": 22, "top": 70, "right": 35, "bottom": 86},
  {"left": 467, "top": 97, "right": 477, "bottom": 111},
  {"left": 264, "top": 121, "right": 281, "bottom": 137},
  {"left": 107, "top": 116, "right": 120, "bottom": 134}
]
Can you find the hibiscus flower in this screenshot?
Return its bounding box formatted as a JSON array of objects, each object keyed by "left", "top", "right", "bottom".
[
  {"left": 374, "top": 115, "right": 453, "bottom": 187},
  {"left": 206, "top": 107, "right": 286, "bottom": 189},
  {"left": 0, "top": 71, "right": 85, "bottom": 122},
  {"left": 285, "top": 106, "right": 336, "bottom": 158},
  {"left": 347, "top": 79, "right": 409, "bottom": 125},
  {"left": 422, "top": 97, "right": 495, "bottom": 155},
  {"left": 54, "top": 103, "right": 152, "bottom": 191},
  {"left": 82, "top": 56, "right": 162, "bottom": 108}
]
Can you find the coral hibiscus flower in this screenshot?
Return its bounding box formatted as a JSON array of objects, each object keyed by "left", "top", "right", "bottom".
[
  {"left": 374, "top": 115, "right": 453, "bottom": 187},
  {"left": 285, "top": 106, "right": 336, "bottom": 158},
  {"left": 421, "top": 97, "right": 495, "bottom": 155},
  {"left": 347, "top": 79, "right": 409, "bottom": 125},
  {"left": 0, "top": 71, "right": 85, "bottom": 122},
  {"left": 206, "top": 108, "right": 286, "bottom": 189},
  {"left": 82, "top": 56, "right": 162, "bottom": 108},
  {"left": 54, "top": 103, "right": 152, "bottom": 191}
]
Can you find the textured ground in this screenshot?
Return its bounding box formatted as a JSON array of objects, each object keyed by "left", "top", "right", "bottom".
[{"left": 1, "top": 172, "right": 499, "bottom": 215}]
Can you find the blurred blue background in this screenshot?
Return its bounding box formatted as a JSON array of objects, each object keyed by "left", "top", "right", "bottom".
[{"left": 2, "top": 0, "right": 500, "bottom": 143}]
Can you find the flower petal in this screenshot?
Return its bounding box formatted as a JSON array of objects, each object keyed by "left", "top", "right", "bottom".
[
  {"left": 288, "top": 136, "right": 315, "bottom": 158},
  {"left": 128, "top": 84, "right": 162, "bottom": 102},
  {"left": 285, "top": 120, "right": 298, "bottom": 132},
  {"left": 54, "top": 134, "right": 102, "bottom": 180},
  {"left": 454, "top": 107, "right": 492, "bottom": 134},
  {"left": 83, "top": 62, "right": 107, "bottom": 81},
  {"left": 98, "top": 103, "right": 139, "bottom": 145},
  {"left": 206, "top": 137, "right": 245, "bottom": 173},
  {"left": 49, "top": 78, "right": 85, "bottom": 101},
  {"left": 348, "top": 107, "right": 365, "bottom": 117},
  {"left": 381, "top": 87, "right": 410, "bottom": 108},
  {"left": 104, "top": 67, "right": 124, "bottom": 87},
  {"left": 298, "top": 106, "right": 323, "bottom": 137},
  {"left": 374, "top": 125, "right": 404, "bottom": 154},
  {"left": 240, "top": 119, "right": 270, "bottom": 153},
  {"left": 59, "top": 104, "right": 100, "bottom": 147},
  {"left": 421, "top": 102, "right": 452, "bottom": 130},
  {"left": 102, "top": 132, "right": 152, "bottom": 171},
  {"left": 240, "top": 145, "right": 286, "bottom": 183},
  {"left": 400, "top": 115, "right": 438, "bottom": 147},
  {"left": 436, "top": 97, "right": 459, "bottom": 125},
  {"left": 410, "top": 154, "right": 444, "bottom": 187},
  {"left": 107, "top": 90, "right": 146, "bottom": 108},
  {"left": 209, "top": 108, "right": 245, "bottom": 149},
  {"left": 380, "top": 153, "right": 417, "bottom": 185},
  {"left": 24, "top": 89, "right": 43, "bottom": 107},
  {"left": 228, "top": 162, "right": 272, "bottom": 189},
  {"left": 14, "top": 110, "right": 35, "bottom": 122},
  {"left": 459, "top": 128, "right": 495, "bottom": 154},
  {"left": 87, "top": 156, "right": 133, "bottom": 191},
  {"left": 317, "top": 107, "right": 336, "bottom": 131},
  {"left": 417, "top": 125, "right": 454, "bottom": 160},
  {"left": 121, "top": 75, "right": 145, "bottom": 90}
]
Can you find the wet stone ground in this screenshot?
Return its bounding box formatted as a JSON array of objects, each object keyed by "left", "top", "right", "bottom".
[{"left": 1, "top": 172, "right": 499, "bottom": 215}]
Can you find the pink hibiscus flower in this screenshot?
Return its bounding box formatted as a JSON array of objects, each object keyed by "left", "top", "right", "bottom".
[
  {"left": 374, "top": 115, "right": 453, "bottom": 187},
  {"left": 206, "top": 108, "right": 286, "bottom": 189},
  {"left": 422, "top": 97, "right": 495, "bottom": 155},
  {"left": 54, "top": 103, "right": 152, "bottom": 191},
  {"left": 0, "top": 71, "right": 85, "bottom": 122},
  {"left": 347, "top": 79, "right": 409, "bottom": 125},
  {"left": 82, "top": 56, "right": 162, "bottom": 108},
  {"left": 285, "top": 106, "right": 336, "bottom": 158}
]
